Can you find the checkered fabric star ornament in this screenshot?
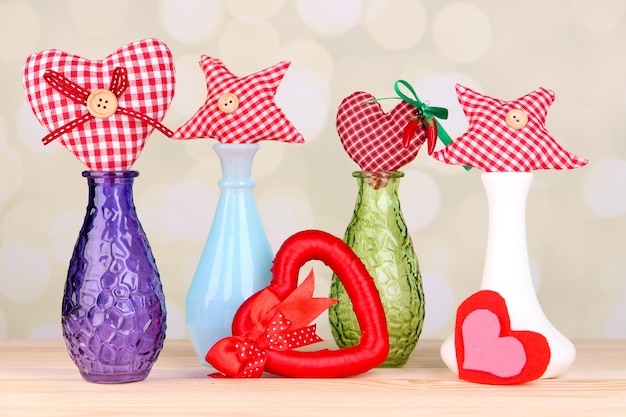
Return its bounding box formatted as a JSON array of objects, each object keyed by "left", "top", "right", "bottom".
[
  {"left": 432, "top": 84, "right": 587, "bottom": 172},
  {"left": 173, "top": 56, "right": 304, "bottom": 144}
]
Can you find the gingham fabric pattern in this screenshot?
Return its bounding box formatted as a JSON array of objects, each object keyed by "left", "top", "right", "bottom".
[
  {"left": 432, "top": 84, "right": 588, "bottom": 172},
  {"left": 336, "top": 91, "right": 426, "bottom": 172},
  {"left": 23, "top": 38, "right": 175, "bottom": 171},
  {"left": 172, "top": 56, "right": 304, "bottom": 144}
]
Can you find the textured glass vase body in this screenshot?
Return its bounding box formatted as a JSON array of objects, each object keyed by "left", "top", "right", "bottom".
[
  {"left": 62, "top": 171, "right": 167, "bottom": 384},
  {"left": 329, "top": 171, "right": 425, "bottom": 367},
  {"left": 186, "top": 143, "right": 273, "bottom": 365},
  {"left": 440, "top": 172, "right": 575, "bottom": 379}
]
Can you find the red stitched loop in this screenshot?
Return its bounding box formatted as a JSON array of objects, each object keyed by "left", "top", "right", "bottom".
[
  {"left": 41, "top": 113, "right": 93, "bottom": 145},
  {"left": 43, "top": 70, "right": 90, "bottom": 105},
  {"left": 231, "top": 229, "right": 389, "bottom": 378},
  {"left": 117, "top": 107, "right": 173, "bottom": 137},
  {"left": 108, "top": 67, "right": 128, "bottom": 97},
  {"left": 41, "top": 67, "right": 172, "bottom": 145}
]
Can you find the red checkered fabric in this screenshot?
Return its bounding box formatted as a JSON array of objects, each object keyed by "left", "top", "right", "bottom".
[
  {"left": 432, "top": 84, "right": 588, "bottom": 172},
  {"left": 172, "top": 56, "right": 304, "bottom": 144},
  {"left": 336, "top": 91, "right": 426, "bottom": 172},
  {"left": 23, "top": 38, "right": 175, "bottom": 171}
]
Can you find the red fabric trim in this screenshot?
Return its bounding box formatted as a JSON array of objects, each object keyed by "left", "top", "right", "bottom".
[
  {"left": 455, "top": 290, "right": 551, "bottom": 385},
  {"left": 212, "top": 230, "right": 389, "bottom": 378}
]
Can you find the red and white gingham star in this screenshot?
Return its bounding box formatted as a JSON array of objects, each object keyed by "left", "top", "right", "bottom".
[
  {"left": 23, "top": 38, "right": 175, "bottom": 171},
  {"left": 432, "top": 84, "right": 588, "bottom": 172},
  {"left": 172, "top": 56, "right": 304, "bottom": 144}
]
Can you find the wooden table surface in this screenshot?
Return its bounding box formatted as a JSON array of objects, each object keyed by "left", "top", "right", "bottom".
[{"left": 0, "top": 339, "right": 625, "bottom": 416}]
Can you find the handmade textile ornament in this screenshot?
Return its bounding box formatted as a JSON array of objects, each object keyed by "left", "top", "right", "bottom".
[
  {"left": 336, "top": 80, "right": 451, "bottom": 172},
  {"left": 173, "top": 56, "right": 304, "bottom": 144},
  {"left": 432, "top": 84, "right": 588, "bottom": 171},
  {"left": 455, "top": 290, "right": 551, "bottom": 385},
  {"left": 206, "top": 230, "right": 389, "bottom": 378},
  {"left": 23, "top": 38, "right": 175, "bottom": 171}
]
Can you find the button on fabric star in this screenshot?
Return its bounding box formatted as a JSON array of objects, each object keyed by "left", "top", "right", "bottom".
[
  {"left": 172, "top": 56, "right": 304, "bottom": 144},
  {"left": 505, "top": 109, "right": 528, "bottom": 130},
  {"left": 217, "top": 93, "right": 239, "bottom": 114},
  {"left": 432, "top": 84, "right": 588, "bottom": 172}
]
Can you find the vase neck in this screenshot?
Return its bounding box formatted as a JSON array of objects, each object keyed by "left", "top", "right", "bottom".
[
  {"left": 353, "top": 171, "right": 403, "bottom": 216},
  {"left": 214, "top": 143, "right": 258, "bottom": 189},
  {"left": 84, "top": 171, "right": 137, "bottom": 211},
  {"left": 480, "top": 172, "right": 534, "bottom": 291},
  {"left": 214, "top": 143, "right": 259, "bottom": 178},
  {"left": 481, "top": 172, "right": 532, "bottom": 234}
]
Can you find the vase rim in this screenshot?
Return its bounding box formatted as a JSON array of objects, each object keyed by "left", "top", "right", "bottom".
[
  {"left": 82, "top": 171, "right": 139, "bottom": 178},
  {"left": 353, "top": 171, "right": 404, "bottom": 178},
  {"left": 213, "top": 142, "right": 260, "bottom": 150},
  {"left": 481, "top": 171, "right": 534, "bottom": 177}
]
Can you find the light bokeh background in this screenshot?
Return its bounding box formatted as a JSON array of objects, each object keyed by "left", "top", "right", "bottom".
[{"left": 0, "top": 0, "right": 624, "bottom": 342}]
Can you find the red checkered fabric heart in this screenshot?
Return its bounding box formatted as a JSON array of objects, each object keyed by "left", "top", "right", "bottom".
[
  {"left": 336, "top": 91, "right": 425, "bottom": 172},
  {"left": 432, "top": 84, "right": 587, "bottom": 172},
  {"left": 23, "top": 38, "right": 175, "bottom": 171},
  {"left": 172, "top": 56, "right": 304, "bottom": 144}
]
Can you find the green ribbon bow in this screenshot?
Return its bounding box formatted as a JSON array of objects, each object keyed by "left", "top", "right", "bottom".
[
  {"left": 394, "top": 79, "right": 471, "bottom": 171},
  {"left": 393, "top": 79, "right": 452, "bottom": 147}
]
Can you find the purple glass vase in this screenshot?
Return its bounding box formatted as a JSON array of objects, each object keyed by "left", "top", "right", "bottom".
[{"left": 62, "top": 171, "right": 167, "bottom": 383}]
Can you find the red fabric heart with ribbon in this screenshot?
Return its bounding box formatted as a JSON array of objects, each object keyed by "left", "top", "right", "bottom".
[
  {"left": 23, "top": 38, "right": 175, "bottom": 171},
  {"left": 336, "top": 91, "right": 426, "bottom": 172},
  {"left": 207, "top": 229, "right": 389, "bottom": 378},
  {"left": 455, "top": 290, "right": 551, "bottom": 385}
]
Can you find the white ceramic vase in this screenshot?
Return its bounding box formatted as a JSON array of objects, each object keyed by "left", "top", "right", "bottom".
[{"left": 440, "top": 172, "right": 575, "bottom": 379}]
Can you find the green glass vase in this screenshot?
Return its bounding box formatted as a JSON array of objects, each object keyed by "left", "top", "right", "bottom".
[{"left": 329, "top": 171, "right": 424, "bottom": 367}]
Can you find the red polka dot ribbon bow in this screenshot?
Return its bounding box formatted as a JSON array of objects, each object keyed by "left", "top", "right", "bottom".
[
  {"left": 432, "top": 84, "right": 588, "bottom": 171},
  {"left": 23, "top": 38, "right": 175, "bottom": 171},
  {"left": 207, "top": 230, "right": 389, "bottom": 378},
  {"left": 206, "top": 271, "right": 335, "bottom": 378}
]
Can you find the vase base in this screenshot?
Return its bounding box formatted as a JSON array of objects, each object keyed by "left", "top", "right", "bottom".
[
  {"left": 80, "top": 370, "right": 150, "bottom": 384},
  {"left": 378, "top": 357, "right": 410, "bottom": 368},
  {"left": 187, "top": 322, "right": 235, "bottom": 366}
]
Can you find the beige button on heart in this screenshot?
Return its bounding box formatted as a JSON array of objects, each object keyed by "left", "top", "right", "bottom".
[
  {"left": 505, "top": 109, "right": 528, "bottom": 130},
  {"left": 217, "top": 93, "right": 239, "bottom": 114},
  {"left": 87, "top": 89, "right": 118, "bottom": 119}
]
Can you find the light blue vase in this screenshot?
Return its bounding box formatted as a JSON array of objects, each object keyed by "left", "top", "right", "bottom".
[{"left": 186, "top": 143, "right": 273, "bottom": 365}]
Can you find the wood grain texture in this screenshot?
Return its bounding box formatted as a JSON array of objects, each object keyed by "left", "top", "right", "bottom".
[{"left": 1, "top": 339, "right": 625, "bottom": 416}]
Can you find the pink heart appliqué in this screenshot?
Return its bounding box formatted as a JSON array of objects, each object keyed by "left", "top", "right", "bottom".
[
  {"left": 336, "top": 91, "right": 425, "bottom": 172},
  {"left": 23, "top": 38, "right": 175, "bottom": 171},
  {"left": 455, "top": 290, "right": 551, "bottom": 385},
  {"left": 462, "top": 309, "right": 526, "bottom": 378}
]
